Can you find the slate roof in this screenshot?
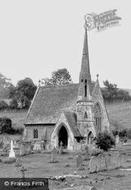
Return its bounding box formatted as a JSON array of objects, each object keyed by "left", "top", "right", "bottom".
[
  {"left": 25, "top": 83, "right": 95, "bottom": 125},
  {"left": 64, "top": 111, "right": 81, "bottom": 137}
]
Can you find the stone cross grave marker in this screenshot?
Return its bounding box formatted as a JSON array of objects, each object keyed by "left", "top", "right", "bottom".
[{"left": 20, "top": 166, "right": 27, "bottom": 178}]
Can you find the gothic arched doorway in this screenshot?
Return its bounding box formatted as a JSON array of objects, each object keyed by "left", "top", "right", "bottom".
[{"left": 58, "top": 126, "right": 68, "bottom": 148}]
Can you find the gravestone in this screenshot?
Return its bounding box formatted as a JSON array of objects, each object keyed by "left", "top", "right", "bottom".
[
  {"left": 33, "top": 141, "right": 41, "bottom": 152},
  {"left": 20, "top": 166, "right": 27, "bottom": 178},
  {"left": 115, "top": 135, "right": 120, "bottom": 146},
  {"left": 59, "top": 141, "right": 63, "bottom": 154},
  {"left": 20, "top": 141, "right": 32, "bottom": 156},
  {"left": 76, "top": 154, "right": 83, "bottom": 169},
  {"left": 15, "top": 158, "right": 22, "bottom": 167},
  {"left": 9, "top": 140, "right": 15, "bottom": 158},
  {"left": 84, "top": 145, "right": 90, "bottom": 160},
  {"left": 50, "top": 147, "right": 57, "bottom": 163}
]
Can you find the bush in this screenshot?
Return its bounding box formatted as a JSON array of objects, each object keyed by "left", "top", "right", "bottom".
[
  {"left": 127, "top": 129, "right": 131, "bottom": 139},
  {"left": 0, "top": 117, "right": 12, "bottom": 134},
  {"left": 0, "top": 101, "right": 9, "bottom": 110},
  {"left": 119, "top": 129, "right": 127, "bottom": 139},
  {"left": 14, "top": 128, "right": 24, "bottom": 135},
  {"left": 0, "top": 117, "right": 23, "bottom": 135},
  {"left": 112, "top": 129, "right": 119, "bottom": 137},
  {"left": 9, "top": 98, "right": 18, "bottom": 109},
  {"left": 96, "top": 132, "right": 115, "bottom": 151}
]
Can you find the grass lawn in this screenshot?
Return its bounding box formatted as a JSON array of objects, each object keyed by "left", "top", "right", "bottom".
[
  {"left": 0, "top": 143, "right": 131, "bottom": 190},
  {"left": 106, "top": 101, "right": 131, "bottom": 129},
  {"left": 0, "top": 109, "right": 27, "bottom": 129},
  {"left": 0, "top": 102, "right": 131, "bottom": 189}
]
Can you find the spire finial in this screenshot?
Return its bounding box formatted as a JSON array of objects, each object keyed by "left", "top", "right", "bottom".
[
  {"left": 96, "top": 74, "right": 99, "bottom": 80},
  {"left": 38, "top": 80, "right": 41, "bottom": 87},
  {"left": 84, "top": 15, "right": 87, "bottom": 30}
]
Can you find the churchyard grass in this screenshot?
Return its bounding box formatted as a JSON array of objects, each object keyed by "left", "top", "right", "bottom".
[
  {"left": 0, "top": 143, "right": 131, "bottom": 189},
  {"left": 0, "top": 101, "right": 131, "bottom": 189}
]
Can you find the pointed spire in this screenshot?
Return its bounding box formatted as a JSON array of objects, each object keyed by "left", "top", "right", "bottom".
[
  {"left": 92, "top": 74, "right": 102, "bottom": 98},
  {"left": 94, "top": 74, "right": 100, "bottom": 89},
  {"left": 77, "top": 25, "right": 92, "bottom": 102},
  {"left": 79, "top": 27, "right": 91, "bottom": 83}
]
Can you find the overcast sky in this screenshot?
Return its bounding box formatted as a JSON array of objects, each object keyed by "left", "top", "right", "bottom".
[{"left": 0, "top": 0, "right": 130, "bottom": 88}]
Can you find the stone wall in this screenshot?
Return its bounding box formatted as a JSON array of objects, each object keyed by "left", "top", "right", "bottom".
[
  {"left": 20, "top": 141, "right": 32, "bottom": 156},
  {"left": 89, "top": 150, "right": 125, "bottom": 173},
  {"left": 25, "top": 125, "right": 54, "bottom": 142}
]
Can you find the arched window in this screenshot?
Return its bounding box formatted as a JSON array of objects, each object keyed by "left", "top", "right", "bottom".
[
  {"left": 85, "top": 85, "right": 87, "bottom": 97},
  {"left": 84, "top": 79, "right": 87, "bottom": 97},
  {"left": 94, "top": 103, "right": 102, "bottom": 132},
  {"left": 33, "top": 129, "right": 38, "bottom": 139},
  {"left": 84, "top": 112, "right": 88, "bottom": 119}
]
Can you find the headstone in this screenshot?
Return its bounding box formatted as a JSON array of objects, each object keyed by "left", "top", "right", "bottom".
[
  {"left": 15, "top": 158, "right": 22, "bottom": 167},
  {"left": 84, "top": 145, "right": 90, "bottom": 160},
  {"left": 20, "top": 142, "right": 32, "bottom": 156},
  {"left": 59, "top": 141, "right": 63, "bottom": 154},
  {"left": 76, "top": 154, "right": 83, "bottom": 169},
  {"left": 50, "top": 147, "right": 57, "bottom": 163},
  {"left": 20, "top": 144, "right": 25, "bottom": 156},
  {"left": 115, "top": 135, "right": 120, "bottom": 145},
  {"left": 33, "top": 141, "right": 41, "bottom": 151},
  {"left": 9, "top": 140, "right": 15, "bottom": 158},
  {"left": 20, "top": 166, "right": 27, "bottom": 178}
]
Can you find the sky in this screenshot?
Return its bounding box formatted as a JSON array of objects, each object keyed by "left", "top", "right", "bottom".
[{"left": 0, "top": 0, "right": 131, "bottom": 88}]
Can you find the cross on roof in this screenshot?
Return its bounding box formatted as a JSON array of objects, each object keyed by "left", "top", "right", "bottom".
[{"left": 20, "top": 166, "right": 27, "bottom": 178}]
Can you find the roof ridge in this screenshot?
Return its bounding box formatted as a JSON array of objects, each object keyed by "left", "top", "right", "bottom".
[{"left": 40, "top": 83, "right": 78, "bottom": 89}]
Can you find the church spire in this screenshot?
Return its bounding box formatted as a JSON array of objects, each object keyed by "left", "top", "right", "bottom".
[
  {"left": 79, "top": 27, "right": 91, "bottom": 84},
  {"left": 77, "top": 26, "right": 92, "bottom": 101}
]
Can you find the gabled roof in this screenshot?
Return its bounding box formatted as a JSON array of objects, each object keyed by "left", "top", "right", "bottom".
[
  {"left": 64, "top": 111, "right": 81, "bottom": 137},
  {"left": 25, "top": 82, "right": 95, "bottom": 125},
  {"left": 25, "top": 84, "right": 78, "bottom": 125}
]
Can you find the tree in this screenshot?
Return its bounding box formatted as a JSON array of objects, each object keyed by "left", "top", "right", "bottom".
[
  {"left": 16, "top": 78, "right": 37, "bottom": 100},
  {"left": 119, "top": 129, "right": 128, "bottom": 142},
  {"left": 96, "top": 132, "right": 115, "bottom": 151},
  {"left": 10, "top": 98, "right": 18, "bottom": 109},
  {"left": 0, "top": 101, "right": 9, "bottom": 110},
  {"left": 0, "top": 73, "right": 12, "bottom": 88},
  {"left": 117, "top": 89, "right": 131, "bottom": 101},
  {"left": 9, "top": 78, "right": 37, "bottom": 109},
  {"left": 41, "top": 68, "right": 72, "bottom": 86},
  {"left": 102, "top": 80, "right": 118, "bottom": 102},
  {"left": 102, "top": 80, "right": 131, "bottom": 102},
  {"left": 0, "top": 117, "right": 23, "bottom": 134},
  {"left": 0, "top": 73, "right": 13, "bottom": 99}
]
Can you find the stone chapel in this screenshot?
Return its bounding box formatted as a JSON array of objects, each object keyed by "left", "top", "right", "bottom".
[{"left": 24, "top": 26, "right": 110, "bottom": 151}]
